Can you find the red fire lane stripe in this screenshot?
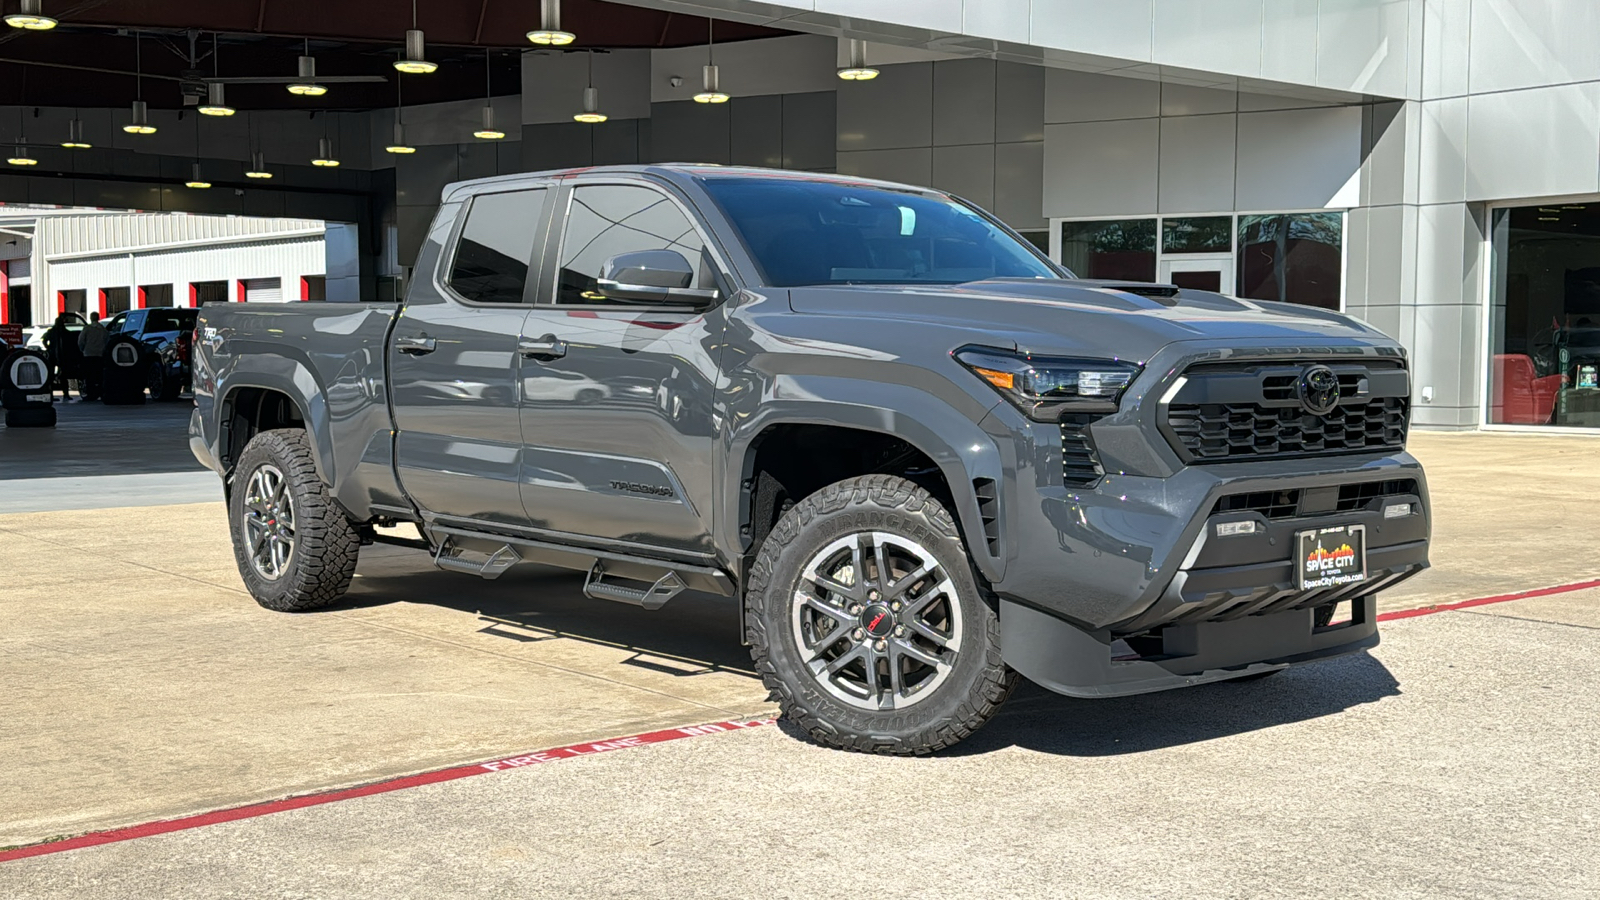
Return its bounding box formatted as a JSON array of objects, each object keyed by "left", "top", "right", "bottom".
[
  {"left": 0, "top": 718, "right": 775, "bottom": 864},
  {"left": 1377, "top": 578, "right": 1600, "bottom": 622},
  {"left": 6, "top": 579, "right": 1596, "bottom": 864}
]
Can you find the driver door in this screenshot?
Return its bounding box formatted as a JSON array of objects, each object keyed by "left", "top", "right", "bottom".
[{"left": 515, "top": 178, "right": 731, "bottom": 557}]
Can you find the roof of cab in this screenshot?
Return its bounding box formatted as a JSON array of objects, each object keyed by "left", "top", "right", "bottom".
[{"left": 440, "top": 163, "right": 941, "bottom": 203}]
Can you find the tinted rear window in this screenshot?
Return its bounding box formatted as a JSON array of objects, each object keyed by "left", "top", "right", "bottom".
[
  {"left": 144, "top": 310, "right": 197, "bottom": 333},
  {"left": 700, "top": 178, "right": 1058, "bottom": 287}
]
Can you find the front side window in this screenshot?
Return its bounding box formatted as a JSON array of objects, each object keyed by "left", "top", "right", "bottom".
[
  {"left": 556, "top": 184, "right": 708, "bottom": 305},
  {"left": 704, "top": 178, "right": 1057, "bottom": 287},
  {"left": 447, "top": 188, "right": 548, "bottom": 304}
]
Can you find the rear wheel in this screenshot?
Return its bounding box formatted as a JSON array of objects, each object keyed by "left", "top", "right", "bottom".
[
  {"left": 745, "top": 475, "right": 1016, "bottom": 755},
  {"left": 229, "top": 429, "right": 360, "bottom": 612}
]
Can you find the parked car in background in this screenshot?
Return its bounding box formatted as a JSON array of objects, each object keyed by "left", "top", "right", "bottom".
[{"left": 105, "top": 307, "right": 198, "bottom": 401}]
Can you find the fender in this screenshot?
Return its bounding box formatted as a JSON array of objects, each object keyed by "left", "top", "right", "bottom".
[
  {"left": 722, "top": 375, "right": 1008, "bottom": 584},
  {"left": 218, "top": 351, "right": 334, "bottom": 482}
]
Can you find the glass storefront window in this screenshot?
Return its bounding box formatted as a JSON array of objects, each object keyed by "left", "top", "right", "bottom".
[
  {"left": 1489, "top": 204, "right": 1600, "bottom": 427},
  {"left": 1059, "top": 219, "right": 1156, "bottom": 281},
  {"left": 1162, "top": 216, "right": 1232, "bottom": 253},
  {"left": 1236, "top": 213, "right": 1343, "bottom": 310}
]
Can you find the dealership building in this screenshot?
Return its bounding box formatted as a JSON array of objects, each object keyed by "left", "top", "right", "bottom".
[{"left": 0, "top": 0, "right": 1593, "bottom": 431}]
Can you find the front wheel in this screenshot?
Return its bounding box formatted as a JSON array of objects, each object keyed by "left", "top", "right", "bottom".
[
  {"left": 228, "top": 429, "right": 360, "bottom": 612},
  {"left": 745, "top": 475, "right": 1016, "bottom": 755}
]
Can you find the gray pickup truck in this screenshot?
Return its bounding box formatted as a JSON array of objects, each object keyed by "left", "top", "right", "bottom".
[{"left": 191, "top": 165, "right": 1429, "bottom": 755}]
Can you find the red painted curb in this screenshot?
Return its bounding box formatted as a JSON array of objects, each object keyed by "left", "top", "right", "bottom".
[
  {"left": 0, "top": 717, "right": 774, "bottom": 864},
  {"left": 1376, "top": 578, "right": 1600, "bottom": 622}
]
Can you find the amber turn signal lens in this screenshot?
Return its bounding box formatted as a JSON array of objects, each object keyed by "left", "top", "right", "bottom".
[{"left": 972, "top": 367, "right": 1015, "bottom": 391}]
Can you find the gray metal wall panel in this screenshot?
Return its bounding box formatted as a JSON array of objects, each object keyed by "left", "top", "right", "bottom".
[
  {"left": 931, "top": 143, "right": 996, "bottom": 209},
  {"left": 964, "top": 0, "right": 1030, "bottom": 43},
  {"left": 1463, "top": 83, "right": 1600, "bottom": 201},
  {"left": 592, "top": 120, "right": 642, "bottom": 167},
  {"left": 1315, "top": 0, "right": 1413, "bottom": 97},
  {"left": 1233, "top": 106, "right": 1362, "bottom": 210},
  {"left": 649, "top": 100, "right": 732, "bottom": 165},
  {"left": 1044, "top": 69, "right": 1160, "bottom": 124},
  {"left": 1153, "top": 0, "right": 1263, "bottom": 76},
  {"left": 782, "top": 92, "right": 836, "bottom": 170},
  {"left": 731, "top": 95, "right": 784, "bottom": 168},
  {"left": 1467, "top": 0, "right": 1600, "bottom": 96},
  {"left": 836, "top": 147, "right": 933, "bottom": 187},
  {"left": 933, "top": 59, "right": 996, "bottom": 146},
  {"left": 995, "top": 62, "right": 1045, "bottom": 143},
  {"left": 836, "top": 62, "right": 933, "bottom": 152},
  {"left": 1031, "top": 0, "right": 1155, "bottom": 64},
  {"left": 993, "top": 141, "right": 1045, "bottom": 231},
  {"left": 1042, "top": 118, "right": 1159, "bottom": 218},
  {"left": 1156, "top": 113, "right": 1237, "bottom": 213}
]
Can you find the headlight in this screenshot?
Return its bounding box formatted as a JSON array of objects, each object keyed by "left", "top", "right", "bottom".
[{"left": 954, "top": 346, "right": 1142, "bottom": 421}]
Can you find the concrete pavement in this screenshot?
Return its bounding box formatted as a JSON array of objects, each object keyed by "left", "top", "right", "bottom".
[{"left": 4, "top": 599, "right": 1597, "bottom": 899}]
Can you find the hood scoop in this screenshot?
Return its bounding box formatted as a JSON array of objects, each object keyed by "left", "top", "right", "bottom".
[{"left": 1071, "top": 279, "right": 1181, "bottom": 299}]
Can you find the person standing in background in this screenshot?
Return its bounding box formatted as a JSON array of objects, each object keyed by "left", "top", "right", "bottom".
[
  {"left": 78, "top": 311, "right": 108, "bottom": 402},
  {"left": 41, "top": 314, "right": 73, "bottom": 401}
]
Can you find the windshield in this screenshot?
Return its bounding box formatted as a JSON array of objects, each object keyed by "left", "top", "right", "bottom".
[{"left": 700, "top": 177, "right": 1060, "bottom": 287}]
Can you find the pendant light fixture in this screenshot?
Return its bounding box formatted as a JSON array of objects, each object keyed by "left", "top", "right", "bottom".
[
  {"left": 473, "top": 49, "right": 505, "bottom": 139},
  {"left": 394, "top": 0, "right": 438, "bottom": 74},
  {"left": 693, "top": 20, "right": 728, "bottom": 104},
  {"left": 837, "top": 39, "right": 879, "bottom": 81},
  {"left": 9, "top": 69, "right": 37, "bottom": 164},
  {"left": 246, "top": 151, "right": 273, "bottom": 178},
  {"left": 185, "top": 115, "right": 209, "bottom": 188},
  {"left": 526, "top": 0, "right": 575, "bottom": 45},
  {"left": 245, "top": 115, "right": 272, "bottom": 177},
  {"left": 124, "top": 34, "right": 158, "bottom": 134},
  {"left": 61, "top": 114, "right": 90, "bottom": 149},
  {"left": 312, "top": 114, "right": 340, "bottom": 167},
  {"left": 7, "top": 147, "right": 36, "bottom": 166},
  {"left": 5, "top": 0, "right": 56, "bottom": 30},
  {"left": 288, "top": 40, "right": 328, "bottom": 96},
  {"left": 573, "top": 52, "right": 606, "bottom": 123},
  {"left": 386, "top": 72, "right": 415, "bottom": 153},
  {"left": 198, "top": 34, "right": 236, "bottom": 116}
]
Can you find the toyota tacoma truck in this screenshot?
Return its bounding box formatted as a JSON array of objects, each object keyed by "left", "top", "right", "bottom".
[{"left": 191, "top": 165, "right": 1430, "bottom": 755}]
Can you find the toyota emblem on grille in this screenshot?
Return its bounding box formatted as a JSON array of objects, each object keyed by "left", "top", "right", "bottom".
[{"left": 1297, "top": 365, "right": 1341, "bottom": 415}]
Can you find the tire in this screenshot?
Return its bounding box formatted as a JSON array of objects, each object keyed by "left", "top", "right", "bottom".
[
  {"left": 745, "top": 474, "right": 1017, "bottom": 755},
  {"left": 2, "top": 349, "right": 51, "bottom": 395},
  {"left": 4, "top": 406, "right": 56, "bottom": 427},
  {"left": 146, "top": 363, "right": 168, "bottom": 401},
  {"left": 101, "top": 335, "right": 147, "bottom": 406},
  {"left": 228, "top": 429, "right": 360, "bottom": 612}
]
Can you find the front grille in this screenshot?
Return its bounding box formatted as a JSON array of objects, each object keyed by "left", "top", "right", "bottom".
[
  {"left": 1210, "top": 479, "right": 1418, "bottom": 519},
  {"left": 1061, "top": 416, "right": 1104, "bottom": 487},
  {"left": 1165, "top": 360, "right": 1410, "bottom": 462}
]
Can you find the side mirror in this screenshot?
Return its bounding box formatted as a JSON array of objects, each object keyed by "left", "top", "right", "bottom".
[{"left": 598, "top": 249, "right": 720, "bottom": 305}]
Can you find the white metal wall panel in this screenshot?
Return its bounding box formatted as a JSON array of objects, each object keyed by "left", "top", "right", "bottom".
[
  {"left": 47, "top": 238, "right": 325, "bottom": 301},
  {"left": 8, "top": 257, "right": 30, "bottom": 282},
  {"left": 39, "top": 213, "right": 324, "bottom": 259}
]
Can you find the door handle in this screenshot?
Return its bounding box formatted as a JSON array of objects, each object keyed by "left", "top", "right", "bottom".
[
  {"left": 519, "top": 335, "right": 568, "bottom": 360},
  {"left": 396, "top": 335, "right": 437, "bottom": 355}
]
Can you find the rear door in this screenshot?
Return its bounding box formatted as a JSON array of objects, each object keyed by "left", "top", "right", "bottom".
[
  {"left": 389, "top": 184, "right": 553, "bottom": 530},
  {"left": 514, "top": 177, "right": 731, "bottom": 557}
]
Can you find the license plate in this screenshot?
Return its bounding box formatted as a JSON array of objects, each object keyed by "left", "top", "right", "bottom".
[
  {"left": 26, "top": 393, "right": 50, "bottom": 404},
  {"left": 1296, "top": 524, "right": 1367, "bottom": 590}
]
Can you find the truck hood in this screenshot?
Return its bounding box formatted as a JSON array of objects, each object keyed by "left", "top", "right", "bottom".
[{"left": 787, "top": 278, "right": 1394, "bottom": 360}]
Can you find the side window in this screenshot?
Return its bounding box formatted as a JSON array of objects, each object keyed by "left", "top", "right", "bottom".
[
  {"left": 446, "top": 188, "right": 548, "bottom": 304},
  {"left": 555, "top": 184, "right": 709, "bottom": 306}
]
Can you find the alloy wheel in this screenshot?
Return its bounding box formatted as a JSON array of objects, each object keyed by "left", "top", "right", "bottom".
[
  {"left": 790, "top": 530, "right": 963, "bottom": 711},
  {"left": 242, "top": 464, "right": 296, "bottom": 580}
]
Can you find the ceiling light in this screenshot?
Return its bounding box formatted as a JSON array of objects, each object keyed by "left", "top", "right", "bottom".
[
  {"left": 312, "top": 136, "right": 340, "bottom": 167},
  {"left": 123, "top": 99, "right": 157, "bottom": 135},
  {"left": 61, "top": 117, "right": 90, "bottom": 149},
  {"left": 473, "top": 50, "right": 504, "bottom": 138},
  {"left": 386, "top": 122, "right": 416, "bottom": 154},
  {"left": 474, "top": 106, "right": 505, "bottom": 140},
  {"left": 395, "top": 30, "right": 437, "bottom": 74},
  {"left": 198, "top": 83, "right": 235, "bottom": 117},
  {"left": 574, "top": 86, "right": 606, "bottom": 123},
  {"left": 185, "top": 162, "right": 211, "bottom": 189},
  {"left": 527, "top": 0, "right": 575, "bottom": 45},
  {"left": 245, "top": 151, "right": 273, "bottom": 178},
  {"left": 7, "top": 146, "right": 37, "bottom": 166},
  {"left": 574, "top": 53, "right": 605, "bottom": 123},
  {"left": 288, "top": 46, "right": 328, "bottom": 96},
  {"left": 5, "top": 0, "right": 56, "bottom": 30},
  {"left": 837, "top": 38, "right": 879, "bottom": 81},
  {"left": 693, "top": 22, "right": 728, "bottom": 103},
  {"left": 394, "top": 4, "right": 436, "bottom": 74}
]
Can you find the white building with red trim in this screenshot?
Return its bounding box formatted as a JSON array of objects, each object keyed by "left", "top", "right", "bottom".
[{"left": 0, "top": 208, "right": 328, "bottom": 327}]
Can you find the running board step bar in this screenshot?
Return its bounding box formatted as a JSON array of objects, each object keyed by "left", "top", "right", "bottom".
[
  {"left": 583, "top": 564, "right": 684, "bottom": 610},
  {"left": 425, "top": 524, "right": 735, "bottom": 601}
]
